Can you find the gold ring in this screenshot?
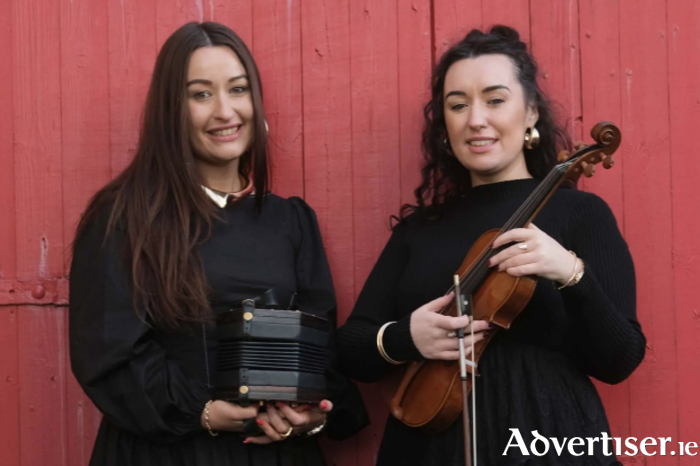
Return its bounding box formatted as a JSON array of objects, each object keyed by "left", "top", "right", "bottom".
[
  {"left": 280, "top": 426, "right": 294, "bottom": 439},
  {"left": 518, "top": 243, "right": 528, "bottom": 251}
]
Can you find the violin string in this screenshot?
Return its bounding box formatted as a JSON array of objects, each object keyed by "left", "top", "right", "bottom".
[
  {"left": 461, "top": 173, "right": 555, "bottom": 288},
  {"left": 471, "top": 299, "right": 477, "bottom": 466},
  {"left": 501, "top": 168, "right": 560, "bottom": 231},
  {"left": 443, "top": 163, "right": 570, "bottom": 310}
]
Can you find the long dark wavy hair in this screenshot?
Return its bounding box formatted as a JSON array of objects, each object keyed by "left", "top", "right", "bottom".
[
  {"left": 74, "top": 22, "right": 268, "bottom": 330},
  {"left": 398, "top": 25, "right": 570, "bottom": 222}
]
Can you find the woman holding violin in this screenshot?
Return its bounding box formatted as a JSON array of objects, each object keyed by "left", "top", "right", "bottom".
[{"left": 336, "top": 25, "right": 646, "bottom": 465}]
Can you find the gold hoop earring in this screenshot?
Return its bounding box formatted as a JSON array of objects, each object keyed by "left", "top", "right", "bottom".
[{"left": 524, "top": 127, "right": 540, "bottom": 149}]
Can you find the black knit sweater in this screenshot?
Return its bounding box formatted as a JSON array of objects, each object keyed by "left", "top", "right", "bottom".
[
  {"left": 69, "top": 195, "right": 369, "bottom": 466},
  {"left": 336, "top": 178, "right": 645, "bottom": 466}
]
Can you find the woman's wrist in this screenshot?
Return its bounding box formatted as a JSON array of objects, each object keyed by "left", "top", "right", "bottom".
[
  {"left": 202, "top": 400, "right": 219, "bottom": 436},
  {"left": 555, "top": 251, "right": 585, "bottom": 289},
  {"left": 385, "top": 314, "right": 424, "bottom": 362},
  {"left": 201, "top": 400, "right": 248, "bottom": 434}
]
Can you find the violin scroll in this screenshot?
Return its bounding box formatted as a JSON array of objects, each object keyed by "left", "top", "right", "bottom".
[
  {"left": 591, "top": 121, "right": 622, "bottom": 154},
  {"left": 562, "top": 122, "right": 621, "bottom": 183}
]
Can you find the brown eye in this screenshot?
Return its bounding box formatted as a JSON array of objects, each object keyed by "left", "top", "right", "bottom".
[{"left": 193, "top": 91, "right": 211, "bottom": 100}]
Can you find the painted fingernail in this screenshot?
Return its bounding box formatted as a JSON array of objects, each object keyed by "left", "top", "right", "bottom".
[
  {"left": 276, "top": 402, "right": 286, "bottom": 409},
  {"left": 256, "top": 419, "right": 264, "bottom": 426},
  {"left": 320, "top": 400, "right": 328, "bottom": 410},
  {"left": 243, "top": 438, "right": 251, "bottom": 444}
]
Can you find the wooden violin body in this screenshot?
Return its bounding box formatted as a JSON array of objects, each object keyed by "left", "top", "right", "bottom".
[
  {"left": 389, "top": 122, "right": 622, "bottom": 434},
  {"left": 390, "top": 229, "right": 536, "bottom": 432}
]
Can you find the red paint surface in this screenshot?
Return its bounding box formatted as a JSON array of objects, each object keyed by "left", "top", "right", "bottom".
[
  {"left": 578, "top": 0, "right": 631, "bottom": 446},
  {"left": 668, "top": 2, "right": 700, "bottom": 465},
  {"left": 1, "top": 2, "right": 698, "bottom": 465},
  {"left": 620, "top": 3, "right": 678, "bottom": 465}
]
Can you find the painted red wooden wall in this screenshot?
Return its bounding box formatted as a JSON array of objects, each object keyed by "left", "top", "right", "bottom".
[{"left": 1, "top": 1, "right": 698, "bottom": 465}]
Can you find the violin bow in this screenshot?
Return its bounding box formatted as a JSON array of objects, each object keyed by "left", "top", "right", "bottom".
[{"left": 454, "top": 275, "right": 477, "bottom": 466}]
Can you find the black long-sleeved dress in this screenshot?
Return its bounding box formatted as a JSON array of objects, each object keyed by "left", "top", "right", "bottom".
[
  {"left": 69, "top": 194, "right": 368, "bottom": 466},
  {"left": 336, "top": 179, "right": 646, "bottom": 466}
]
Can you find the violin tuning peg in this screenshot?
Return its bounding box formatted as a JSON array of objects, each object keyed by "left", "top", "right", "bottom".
[
  {"left": 584, "top": 163, "right": 596, "bottom": 177},
  {"left": 603, "top": 156, "right": 614, "bottom": 169},
  {"left": 574, "top": 141, "right": 586, "bottom": 150},
  {"left": 557, "top": 150, "right": 570, "bottom": 162}
]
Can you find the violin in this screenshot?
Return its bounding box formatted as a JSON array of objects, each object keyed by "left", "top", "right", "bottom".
[{"left": 388, "top": 122, "right": 622, "bottom": 449}]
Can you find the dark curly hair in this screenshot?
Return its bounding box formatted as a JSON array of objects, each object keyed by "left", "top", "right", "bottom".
[{"left": 397, "top": 25, "right": 570, "bottom": 223}]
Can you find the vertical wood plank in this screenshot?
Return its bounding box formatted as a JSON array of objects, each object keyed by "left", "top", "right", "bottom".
[
  {"left": 252, "top": 0, "right": 304, "bottom": 198},
  {"left": 13, "top": 5, "right": 67, "bottom": 464},
  {"left": 0, "top": 307, "right": 20, "bottom": 466},
  {"left": 433, "top": 0, "right": 482, "bottom": 56},
  {"left": 300, "top": 0, "right": 354, "bottom": 320},
  {"left": 208, "top": 0, "right": 254, "bottom": 49},
  {"left": 0, "top": 0, "right": 16, "bottom": 280},
  {"left": 18, "top": 306, "right": 67, "bottom": 466},
  {"left": 156, "top": 0, "right": 204, "bottom": 50},
  {"left": 349, "top": 1, "right": 401, "bottom": 463},
  {"left": 349, "top": 0, "right": 401, "bottom": 287},
  {"left": 667, "top": 2, "right": 700, "bottom": 465},
  {"left": 530, "top": 0, "right": 582, "bottom": 142},
  {"left": 60, "top": 1, "right": 111, "bottom": 462},
  {"left": 60, "top": 0, "right": 112, "bottom": 268},
  {"left": 13, "top": 0, "right": 64, "bottom": 280},
  {"left": 300, "top": 1, "right": 355, "bottom": 463},
  {"left": 578, "top": 0, "right": 631, "bottom": 446},
  {"left": 397, "top": 0, "right": 432, "bottom": 207},
  {"left": 108, "top": 0, "right": 157, "bottom": 176},
  {"left": 619, "top": 1, "right": 677, "bottom": 464},
  {"left": 578, "top": 0, "right": 625, "bottom": 220}
]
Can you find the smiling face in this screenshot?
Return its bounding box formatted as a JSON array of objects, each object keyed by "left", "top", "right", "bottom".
[
  {"left": 186, "top": 46, "right": 254, "bottom": 171},
  {"left": 443, "top": 54, "right": 538, "bottom": 186}
]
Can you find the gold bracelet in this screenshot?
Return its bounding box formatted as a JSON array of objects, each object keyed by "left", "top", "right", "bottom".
[
  {"left": 377, "top": 322, "right": 405, "bottom": 365},
  {"left": 204, "top": 400, "right": 218, "bottom": 436},
  {"left": 557, "top": 251, "right": 585, "bottom": 290}
]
